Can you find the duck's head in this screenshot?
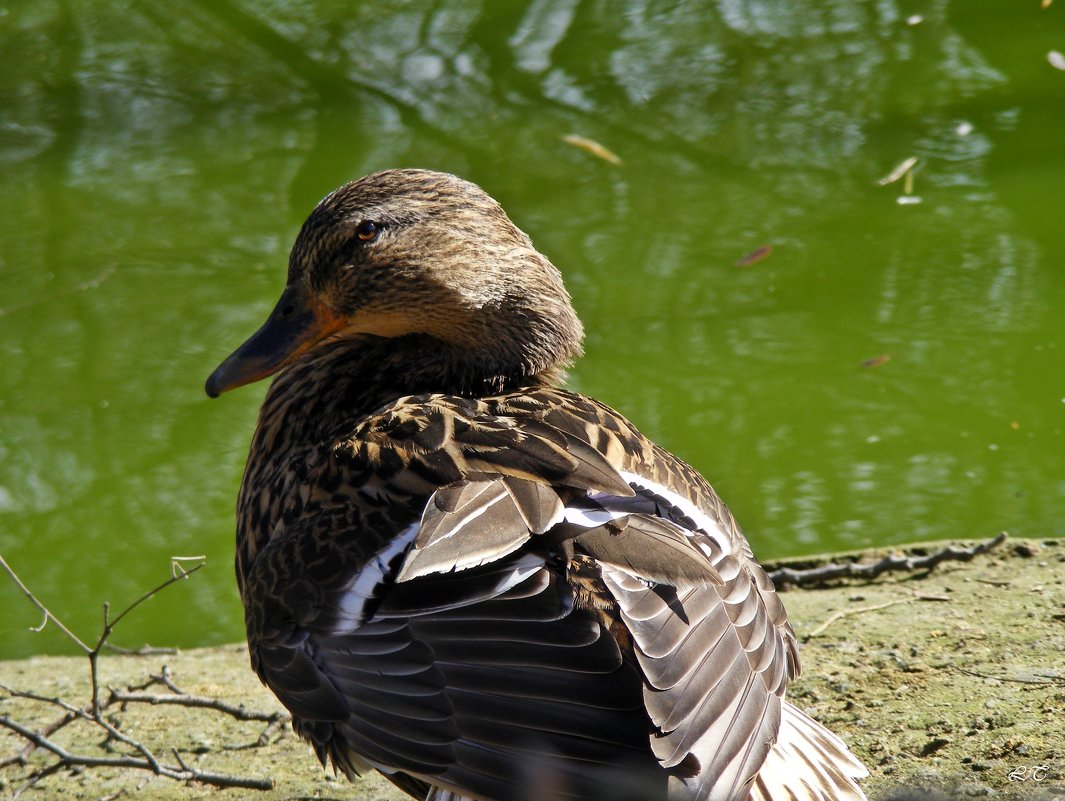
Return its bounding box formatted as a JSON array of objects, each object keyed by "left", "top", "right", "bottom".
[{"left": 205, "top": 169, "right": 583, "bottom": 398}]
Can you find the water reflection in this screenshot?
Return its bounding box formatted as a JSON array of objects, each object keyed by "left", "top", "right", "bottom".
[{"left": 0, "top": 0, "right": 1061, "bottom": 657}]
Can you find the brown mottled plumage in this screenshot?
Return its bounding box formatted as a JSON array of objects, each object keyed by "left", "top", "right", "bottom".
[{"left": 206, "top": 169, "right": 867, "bottom": 801}]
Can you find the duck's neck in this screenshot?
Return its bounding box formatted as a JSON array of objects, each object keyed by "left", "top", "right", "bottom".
[{"left": 250, "top": 334, "right": 564, "bottom": 458}]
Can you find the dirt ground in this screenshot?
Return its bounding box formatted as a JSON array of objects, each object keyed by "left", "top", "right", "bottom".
[{"left": 1, "top": 537, "right": 1063, "bottom": 800}]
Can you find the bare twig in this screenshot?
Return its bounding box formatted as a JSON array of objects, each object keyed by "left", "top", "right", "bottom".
[
  {"left": 108, "top": 690, "right": 286, "bottom": 723},
  {"left": 952, "top": 666, "right": 1062, "bottom": 686},
  {"left": 768, "top": 532, "right": 1007, "bottom": 588},
  {"left": 155, "top": 665, "right": 184, "bottom": 695},
  {"left": 0, "top": 693, "right": 93, "bottom": 769},
  {"left": 0, "top": 683, "right": 90, "bottom": 718},
  {"left": 123, "top": 666, "right": 181, "bottom": 694},
  {"left": 974, "top": 577, "right": 1011, "bottom": 587},
  {"left": 85, "top": 560, "right": 206, "bottom": 717},
  {"left": 0, "top": 714, "right": 272, "bottom": 790},
  {"left": 108, "top": 664, "right": 288, "bottom": 725},
  {"left": 256, "top": 714, "right": 289, "bottom": 747},
  {"left": 0, "top": 556, "right": 277, "bottom": 792},
  {"left": 0, "top": 555, "right": 91, "bottom": 651},
  {"left": 102, "top": 557, "right": 205, "bottom": 634},
  {"left": 803, "top": 592, "right": 948, "bottom": 640}
]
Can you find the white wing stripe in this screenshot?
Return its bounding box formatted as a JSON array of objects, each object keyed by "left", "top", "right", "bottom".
[
  {"left": 433, "top": 488, "right": 510, "bottom": 542},
  {"left": 561, "top": 505, "right": 629, "bottom": 527},
  {"left": 333, "top": 522, "right": 419, "bottom": 633},
  {"left": 619, "top": 470, "right": 734, "bottom": 558}
]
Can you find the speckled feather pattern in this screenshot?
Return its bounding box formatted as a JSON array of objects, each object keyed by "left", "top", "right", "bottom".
[{"left": 215, "top": 169, "right": 867, "bottom": 801}]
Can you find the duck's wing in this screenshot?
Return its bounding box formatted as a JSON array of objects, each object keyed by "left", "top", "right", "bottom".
[
  {"left": 242, "top": 397, "right": 669, "bottom": 800},
  {"left": 386, "top": 390, "right": 803, "bottom": 801},
  {"left": 245, "top": 516, "right": 665, "bottom": 801},
  {"left": 242, "top": 389, "right": 862, "bottom": 801},
  {"left": 504, "top": 391, "right": 866, "bottom": 801}
]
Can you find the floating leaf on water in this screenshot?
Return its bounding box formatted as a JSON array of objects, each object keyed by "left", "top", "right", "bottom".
[
  {"left": 561, "top": 134, "right": 622, "bottom": 165},
  {"left": 735, "top": 244, "right": 773, "bottom": 267},
  {"left": 878, "top": 156, "right": 919, "bottom": 185},
  {"left": 1042, "top": 0, "right": 1052, "bottom": 9},
  {"left": 861, "top": 353, "right": 892, "bottom": 368},
  {"left": 1010, "top": 421, "right": 1020, "bottom": 431},
  {"left": 1048, "top": 50, "right": 1065, "bottom": 71}
]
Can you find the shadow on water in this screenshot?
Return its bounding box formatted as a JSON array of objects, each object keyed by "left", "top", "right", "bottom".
[{"left": 0, "top": 0, "right": 1062, "bottom": 657}]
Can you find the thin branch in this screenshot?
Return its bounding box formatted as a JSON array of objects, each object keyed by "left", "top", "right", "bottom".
[
  {"left": 123, "top": 666, "right": 179, "bottom": 694},
  {"left": 86, "top": 561, "right": 205, "bottom": 716},
  {"left": 89, "top": 709, "right": 162, "bottom": 774},
  {"left": 104, "top": 559, "right": 204, "bottom": 633},
  {"left": 108, "top": 690, "right": 287, "bottom": 723},
  {"left": 155, "top": 665, "right": 184, "bottom": 695},
  {"left": 0, "top": 685, "right": 93, "bottom": 768},
  {"left": 804, "top": 598, "right": 914, "bottom": 639},
  {"left": 256, "top": 715, "right": 288, "bottom": 747},
  {"left": 974, "top": 577, "right": 1011, "bottom": 587},
  {"left": 803, "top": 591, "right": 949, "bottom": 640},
  {"left": 0, "top": 683, "right": 90, "bottom": 718},
  {"left": 768, "top": 532, "right": 1008, "bottom": 588},
  {"left": 0, "top": 555, "right": 91, "bottom": 652},
  {"left": 0, "top": 557, "right": 276, "bottom": 792},
  {"left": 953, "top": 666, "right": 1061, "bottom": 686},
  {"left": 0, "top": 715, "right": 273, "bottom": 790}
]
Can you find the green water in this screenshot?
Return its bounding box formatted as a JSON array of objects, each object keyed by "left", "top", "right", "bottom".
[{"left": 1, "top": 1, "right": 1062, "bottom": 659}]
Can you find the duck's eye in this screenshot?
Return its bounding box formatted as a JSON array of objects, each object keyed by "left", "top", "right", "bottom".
[{"left": 355, "top": 220, "right": 380, "bottom": 242}]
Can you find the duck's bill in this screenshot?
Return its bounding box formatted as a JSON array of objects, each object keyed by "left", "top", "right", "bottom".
[{"left": 205, "top": 286, "right": 343, "bottom": 398}]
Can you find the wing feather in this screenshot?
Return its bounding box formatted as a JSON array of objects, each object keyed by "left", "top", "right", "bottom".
[
  {"left": 242, "top": 388, "right": 860, "bottom": 801},
  {"left": 570, "top": 516, "right": 722, "bottom": 588}
]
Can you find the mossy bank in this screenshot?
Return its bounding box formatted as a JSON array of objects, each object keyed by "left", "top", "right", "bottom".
[{"left": 2, "top": 538, "right": 1063, "bottom": 800}]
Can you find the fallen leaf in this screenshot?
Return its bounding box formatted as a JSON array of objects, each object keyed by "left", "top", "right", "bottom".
[
  {"left": 878, "top": 156, "right": 919, "bottom": 186},
  {"left": 735, "top": 244, "right": 773, "bottom": 267},
  {"left": 561, "top": 134, "right": 622, "bottom": 165},
  {"left": 862, "top": 354, "right": 892, "bottom": 368}
]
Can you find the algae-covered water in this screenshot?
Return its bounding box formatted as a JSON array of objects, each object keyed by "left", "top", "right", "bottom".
[{"left": 1, "top": 1, "right": 1063, "bottom": 658}]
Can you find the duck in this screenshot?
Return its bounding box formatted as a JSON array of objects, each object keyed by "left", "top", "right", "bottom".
[{"left": 205, "top": 169, "right": 868, "bottom": 801}]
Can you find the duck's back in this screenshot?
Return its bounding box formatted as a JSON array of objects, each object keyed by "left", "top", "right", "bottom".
[{"left": 236, "top": 387, "right": 862, "bottom": 801}]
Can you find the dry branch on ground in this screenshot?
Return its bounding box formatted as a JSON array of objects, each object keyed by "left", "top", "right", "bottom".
[
  {"left": 0, "top": 556, "right": 281, "bottom": 795},
  {"left": 2, "top": 538, "right": 1063, "bottom": 800}
]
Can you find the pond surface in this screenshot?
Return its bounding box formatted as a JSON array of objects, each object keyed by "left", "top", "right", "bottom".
[{"left": 1, "top": 0, "right": 1063, "bottom": 658}]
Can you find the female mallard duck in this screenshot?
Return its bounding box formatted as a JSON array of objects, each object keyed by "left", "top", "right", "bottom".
[{"left": 206, "top": 169, "right": 867, "bottom": 801}]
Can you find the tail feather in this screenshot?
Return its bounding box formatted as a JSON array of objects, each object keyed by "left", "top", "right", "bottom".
[
  {"left": 425, "top": 789, "right": 473, "bottom": 801},
  {"left": 748, "top": 702, "right": 868, "bottom": 801}
]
